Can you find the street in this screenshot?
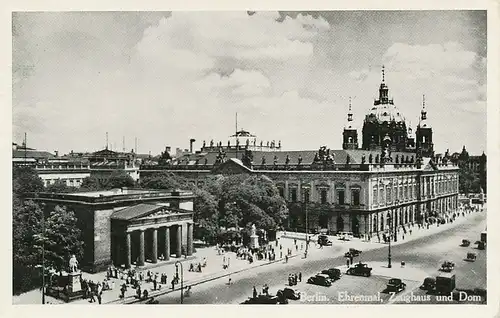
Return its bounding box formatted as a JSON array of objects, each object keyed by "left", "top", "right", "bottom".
[{"left": 154, "top": 210, "right": 486, "bottom": 304}]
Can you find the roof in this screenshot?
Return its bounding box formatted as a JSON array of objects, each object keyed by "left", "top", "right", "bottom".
[
  {"left": 111, "top": 203, "right": 162, "bottom": 221},
  {"left": 170, "top": 148, "right": 418, "bottom": 167},
  {"left": 12, "top": 149, "right": 55, "bottom": 159}
]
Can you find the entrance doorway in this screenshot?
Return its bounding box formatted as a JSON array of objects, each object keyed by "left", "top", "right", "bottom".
[{"left": 336, "top": 216, "right": 344, "bottom": 232}]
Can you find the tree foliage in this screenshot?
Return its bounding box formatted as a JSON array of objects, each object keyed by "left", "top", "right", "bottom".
[
  {"left": 79, "top": 171, "right": 136, "bottom": 191},
  {"left": 12, "top": 200, "right": 84, "bottom": 295},
  {"left": 45, "top": 179, "right": 78, "bottom": 193},
  {"left": 13, "top": 166, "right": 44, "bottom": 198}
]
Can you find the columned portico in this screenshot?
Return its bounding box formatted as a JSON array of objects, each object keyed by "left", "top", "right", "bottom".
[{"left": 111, "top": 205, "right": 194, "bottom": 269}]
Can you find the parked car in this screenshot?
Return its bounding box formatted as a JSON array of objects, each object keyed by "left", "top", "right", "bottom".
[
  {"left": 321, "top": 268, "right": 342, "bottom": 280},
  {"left": 280, "top": 287, "right": 301, "bottom": 300},
  {"left": 440, "top": 261, "right": 455, "bottom": 272},
  {"left": 337, "top": 232, "right": 353, "bottom": 241},
  {"left": 420, "top": 277, "right": 436, "bottom": 291},
  {"left": 460, "top": 239, "right": 470, "bottom": 247},
  {"left": 465, "top": 252, "right": 477, "bottom": 262},
  {"left": 346, "top": 262, "right": 372, "bottom": 277},
  {"left": 386, "top": 278, "right": 406, "bottom": 293},
  {"left": 344, "top": 248, "right": 362, "bottom": 258},
  {"left": 307, "top": 274, "right": 332, "bottom": 287},
  {"left": 318, "top": 235, "right": 333, "bottom": 246},
  {"left": 242, "top": 294, "right": 280, "bottom": 304}
]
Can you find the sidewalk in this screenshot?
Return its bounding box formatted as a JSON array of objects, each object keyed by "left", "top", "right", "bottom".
[
  {"left": 13, "top": 237, "right": 307, "bottom": 305},
  {"left": 13, "top": 208, "right": 482, "bottom": 305}
]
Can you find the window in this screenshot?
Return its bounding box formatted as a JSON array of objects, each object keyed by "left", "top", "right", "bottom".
[
  {"left": 386, "top": 187, "right": 392, "bottom": 203},
  {"left": 321, "top": 189, "right": 328, "bottom": 204},
  {"left": 380, "top": 188, "right": 385, "bottom": 205},
  {"left": 373, "top": 188, "right": 378, "bottom": 205},
  {"left": 303, "top": 188, "right": 310, "bottom": 203},
  {"left": 399, "top": 185, "right": 403, "bottom": 200},
  {"left": 351, "top": 189, "right": 360, "bottom": 206},
  {"left": 404, "top": 186, "right": 408, "bottom": 200},
  {"left": 290, "top": 188, "right": 297, "bottom": 202},
  {"left": 337, "top": 189, "right": 345, "bottom": 205},
  {"left": 278, "top": 188, "right": 284, "bottom": 198}
]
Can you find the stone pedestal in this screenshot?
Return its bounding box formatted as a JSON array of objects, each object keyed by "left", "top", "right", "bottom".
[
  {"left": 67, "top": 271, "right": 82, "bottom": 293},
  {"left": 250, "top": 234, "right": 259, "bottom": 249}
]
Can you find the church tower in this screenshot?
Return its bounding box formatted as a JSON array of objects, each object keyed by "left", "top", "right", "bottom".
[
  {"left": 416, "top": 95, "right": 434, "bottom": 157},
  {"left": 343, "top": 97, "right": 359, "bottom": 149}
]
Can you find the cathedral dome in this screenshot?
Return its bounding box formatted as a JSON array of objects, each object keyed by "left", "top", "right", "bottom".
[{"left": 365, "top": 102, "right": 406, "bottom": 125}]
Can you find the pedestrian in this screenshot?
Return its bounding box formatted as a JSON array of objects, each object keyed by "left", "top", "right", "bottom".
[
  {"left": 228, "top": 276, "right": 232, "bottom": 285},
  {"left": 350, "top": 256, "right": 353, "bottom": 265},
  {"left": 294, "top": 239, "right": 297, "bottom": 245},
  {"left": 346, "top": 258, "right": 350, "bottom": 267},
  {"left": 285, "top": 255, "right": 288, "bottom": 263},
  {"left": 298, "top": 272, "right": 302, "bottom": 282},
  {"left": 171, "top": 278, "right": 175, "bottom": 290},
  {"left": 409, "top": 229, "right": 412, "bottom": 235},
  {"left": 253, "top": 286, "right": 257, "bottom": 298},
  {"left": 280, "top": 251, "right": 283, "bottom": 259},
  {"left": 153, "top": 278, "right": 157, "bottom": 290}
]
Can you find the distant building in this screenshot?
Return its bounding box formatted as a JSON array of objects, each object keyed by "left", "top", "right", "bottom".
[
  {"left": 30, "top": 188, "right": 195, "bottom": 272},
  {"left": 451, "top": 146, "right": 487, "bottom": 193}
]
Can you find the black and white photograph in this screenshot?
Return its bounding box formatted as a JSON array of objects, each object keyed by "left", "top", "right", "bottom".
[{"left": 9, "top": 7, "right": 495, "bottom": 310}]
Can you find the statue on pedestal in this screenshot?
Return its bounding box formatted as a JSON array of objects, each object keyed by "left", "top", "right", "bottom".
[
  {"left": 69, "top": 255, "right": 79, "bottom": 273},
  {"left": 251, "top": 224, "right": 257, "bottom": 236}
]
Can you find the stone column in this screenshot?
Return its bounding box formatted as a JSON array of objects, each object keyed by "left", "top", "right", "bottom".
[
  {"left": 187, "top": 223, "right": 193, "bottom": 256},
  {"left": 125, "top": 232, "right": 131, "bottom": 269},
  {"left": 164, "top": 226, "right": 170, "bottom": 261},
  {"left": 138, "top": 230, "right": 145, "bottom": 266},
  {"left": 151, "top": 228, "right": 158, "bottom": 263},
  {"left": 176, "top": 225, "right": 182, "bottom": 258}
]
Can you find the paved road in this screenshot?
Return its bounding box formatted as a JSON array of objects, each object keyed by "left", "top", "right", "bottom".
[{"left": 155, "top": 211, "right": 486, "bottom": 304}]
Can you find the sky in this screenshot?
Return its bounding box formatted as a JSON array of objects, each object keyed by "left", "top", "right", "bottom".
[{"left": 12, "top": 11, "right": 487, "bottom": 156}]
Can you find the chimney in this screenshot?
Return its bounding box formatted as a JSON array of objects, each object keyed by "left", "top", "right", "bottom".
[
  {"left": 189, "top": 138, "right": 196, "bottom": 153},
  {"left": 54, "top": 150, "right": 59, "bottom": 157}
]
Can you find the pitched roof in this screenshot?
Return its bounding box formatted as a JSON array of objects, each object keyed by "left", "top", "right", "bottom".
[
  {"left": 12, "top": 149, "right": 55, "bottom": 159},
  {"left": 174, "top": 148, "right": 418, "bottom": 167},
  {"left": 111, "top": 203, "right": 162, "bottom": 221}
]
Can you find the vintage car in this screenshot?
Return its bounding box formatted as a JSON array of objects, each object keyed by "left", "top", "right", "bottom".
[
  {"left": 344, "top": 248, "right": 362, "bottom": 258},
  {"left": 280, "top": 287, "right": 301, "bottom": 300},
  {"left": 386, "top": 278, "right": 406, "bottom": 293},
  {"left": 307, "top": 274, "right": 332, "bottom": 287},
  {"left": 337, "top": 232, "right": 353, "bottom": 241},
  {"left": 420, "top": 277, "right": 436, "bottom": 291},
  {"left": 318, "top": 235, "right": 333, "bottom": 246},
  {"left": 465, "top": 252, "right": 477, "bottom": 262},
  {"left": 321, "top": 268, "right": 342, "bottom": 280},
  {"left": 460, "top": 239, "right": 470, "bottom": 247},
  {"left": 346, "top": 262, "right": 372, "bottom": 277},
  {"left": 440, "top": 261, "right": 455, "bottom": 272},
  {"left": 242, "top": 294, "right": 280, "bottom": 304}
]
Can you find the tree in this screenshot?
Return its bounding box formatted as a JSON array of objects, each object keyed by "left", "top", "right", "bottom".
[
  {"left": 45, "top": 179, "right": 78, "bottom": 193},
  {"left": 103, "top": 171, "right": 136, "bottom": 189},
  {"left": 140, "top": 171, "right": 187, "bottom": 190},
  {"left": 13, "top": 200, "right": 44, "bottom": 294},
  {"left": 79, "top": 176, "right": 102, "bottom": 192},
  {"left": 13, "top": 166, "right": 44, "bottom": 198},
  {"left": 43, "top": 206, "right": 84, "bottom": 273}
]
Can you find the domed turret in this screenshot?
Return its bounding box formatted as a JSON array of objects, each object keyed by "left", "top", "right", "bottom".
[
  {"left": 416, "top": 95, "right": 434, "bottom": 157},
  {"left": 343, "top": 97, "right": 359, "bottom": 149},
  {"left": 362, "top": 66, "right": 408, "bottom": 151}
]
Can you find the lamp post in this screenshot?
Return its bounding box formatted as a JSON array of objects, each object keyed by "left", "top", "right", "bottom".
[
  {"left": 387, "top": 211, "right": 392, "bottom": 268},
  {"left": 304, "top": 200, "right": 309, "bottom": 258},
  {"left": 175, "top": 261, "right": 184, "bottom": 304},
  {"left": 41, "top": 208, "right": 46, "bottom": 304}
]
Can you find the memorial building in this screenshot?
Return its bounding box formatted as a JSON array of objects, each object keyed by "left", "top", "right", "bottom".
[{"left": 30, "top": 188, "right": 195, "bottom": 272}]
